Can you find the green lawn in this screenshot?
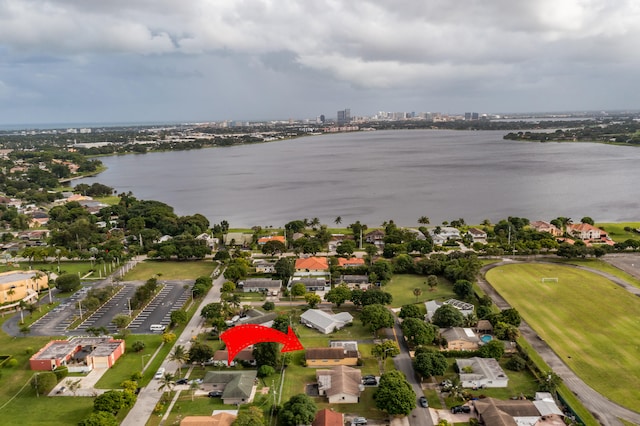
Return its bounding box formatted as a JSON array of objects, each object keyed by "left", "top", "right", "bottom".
[
  {"left": 0, "top": 261, "right": 95, "bottom": 278},
  {"left": 146, "top": 393, "right": 235, "bottom": 426},
  {"left": 385, "top": 274, "right": 455, "bottom": 307},
  {"left": 486, "top": 263, "right": 640, "bottom": 409},
  {"left": 596, "top": 222, "right": 640, "bottom": 242},
  {"left": 0, "top": 315, "right": 94, "bottom": 426},
  {"left": 561, "top": 258, "right": 640, "bottom": 289},
  {"left": 123, "top": 260, "right": 216, "bottom": 281}
]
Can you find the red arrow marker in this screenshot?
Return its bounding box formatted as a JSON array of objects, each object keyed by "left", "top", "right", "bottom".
[{"left": 220, "top": 324, "right": 304, "bottom": 364}]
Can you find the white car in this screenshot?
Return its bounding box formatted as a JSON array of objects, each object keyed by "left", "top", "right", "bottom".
[{"left": 154, "top": 367, "right": 165, "bottom": 379}]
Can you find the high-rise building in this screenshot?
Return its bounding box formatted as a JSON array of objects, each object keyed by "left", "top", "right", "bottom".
[{"left": 337, "top": 108, "right": 351, "bottom": 126}]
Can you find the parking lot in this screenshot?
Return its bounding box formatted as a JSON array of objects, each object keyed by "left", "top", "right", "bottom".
[{"left": 29, "top": 280, "right": 191, "bottom": 336}]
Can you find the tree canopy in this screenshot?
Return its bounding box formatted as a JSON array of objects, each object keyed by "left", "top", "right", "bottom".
[
  {"left": 373, "top": 370, "right": 416, "bottom": 415},
  {"left": 279, "top": 394, "right": 317, "bottom": 426}
]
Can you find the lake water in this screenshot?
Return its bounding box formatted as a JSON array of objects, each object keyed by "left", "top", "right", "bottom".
[{"left": 76, "top": 129, "right": 640, "bottom": 227}]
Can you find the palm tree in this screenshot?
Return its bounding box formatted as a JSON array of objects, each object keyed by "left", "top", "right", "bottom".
[
  {"left": 413, "top": 288, "right": 423, "bottom": 302},
  {"left": 334, "top": 216, "right": 342, "bottom": 225},
  {"left": 169, "top": 345, "right": 189, "bottom": 377},
  {"left": 157, "top": 372, "right": 175, "bottom": 393},
  {"left": 418, "top": 216, "right": 430, "bottom": 225},
  {"left": 311, "top": 217, "right": 320, "bottom": 230}
]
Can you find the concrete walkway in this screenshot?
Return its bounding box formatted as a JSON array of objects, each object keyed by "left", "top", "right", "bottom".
[
  {"left": 478, "top": 256, "right": 640, "bottom": 426},
  {"left": 120, "top": 267, "right": 225, "bottom": 426}
]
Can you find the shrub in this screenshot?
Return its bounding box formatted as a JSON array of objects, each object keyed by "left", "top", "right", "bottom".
[
  {"left": 257, "top": 365, "right": 275, "bottom": 378},
  {"left": 506, "top": 355, "right": 527, "bottom": 371},
  {"left": 31, "top": 371, "right": 57, "bottom": 395},
  {"left": 131, "top": 341, "right": 146, "bottom": 352},
  {"left": 262, "top": 301, "right": 275, "bottom": 311},
  {"left": 53, "top": 366, "right": 69, "bottom": 381},
  {"left": 7, "top": 358, "right": 18, "bottom": 368}
]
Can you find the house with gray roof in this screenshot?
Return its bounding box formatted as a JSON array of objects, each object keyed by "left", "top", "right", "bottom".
[
  {"left": 237, "top": 278, "right": 282, "bottom": 295},
  {"left": 456, "top": 357, "right": 508, "bottom": 388},
  {"left": 202, "top": 370, "right": 257, "bottom": 405},
  {"left": 300, "top": 309, "right": 353, "bottom": 334}
]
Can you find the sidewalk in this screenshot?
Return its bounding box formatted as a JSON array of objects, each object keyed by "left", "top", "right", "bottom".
[{"left": 120, "top": 268, "right": 225, "bottom": 426}]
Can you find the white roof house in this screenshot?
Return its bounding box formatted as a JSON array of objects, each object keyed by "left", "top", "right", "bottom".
[
  {"left": 300, "top": 309, "right": 353, "bottom": 334},
  {"left": 429, "top": 227, "right": 461, "bottom": 245},
  {"left": 456, "top": 357, "right": 508, "bottom": 388},
  {"left": 425, "top": 299, "right": 474, "bottom": 321}
]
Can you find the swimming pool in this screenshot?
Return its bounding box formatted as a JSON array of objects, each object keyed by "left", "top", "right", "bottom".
[{"left": 481, "top": 334, "right": 493, "bottom": 343}]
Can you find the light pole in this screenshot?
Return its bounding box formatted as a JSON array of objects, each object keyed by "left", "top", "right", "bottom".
[
  {"left": 141, "top": 354, "right": 151, "bottom": 372},
  {"left": 78, "top": 300, "right": 83, "bottom": 321},
  {"left": 127, "top": 298, "right": 132, "bottom": 317}
]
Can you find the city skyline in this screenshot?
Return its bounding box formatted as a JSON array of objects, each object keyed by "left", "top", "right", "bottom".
[{"left": 1, "top": 1, "right": 639, "bottom": 125}]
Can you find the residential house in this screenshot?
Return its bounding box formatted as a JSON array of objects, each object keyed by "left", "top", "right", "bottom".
[
  {"left": 257, "top": 235, "right": 285, "bottom": 245},
  {"left": 316, "top": 365, "right": 362, "bottom": 403},
  {"left": 312, "top": 408, "right": 344, "bottom": 426},
  {"left": 530, "top": 221, "right": 563, "bottom": 237},
  {"left": 466, "top": 228, "right": 487, "bottom": 243},
  {"left": 473, "top": 397, "right": 542, "bottom": 426},
  {"left": 533, "top": 392, "right": 564, "bottom": 417},
  {"left": 295, "top": 256, "right": 329, "bottom": 272},
  {"left": 290, "top": 277, "right": 330, "bottom": 293},
  {"left": 337, "top": 257, "right": 365, "bottom": 268},
  {"left": 405, "top": 228, "right": 427, "bottom": 240},
  {"left": 196, "top": 233, "right": 219, "bottom": 250},
  {"left": 440, "top": 327, "right": 480, "bottom": 351},
  {"left": 30, "top": 337, "right": 125, "bottom": 372},
  {"left": 365, "top": 230, "right": 385, "bottom": 249},
  {"left": 300, "top": 309, "right": 353, "bottom": 334},
  {"left": 444, "top": 299, "right": 475, "bottom": 317},
  {"left": 475, "top": 319, "right": 493, "bottom": 335},
  {"left": 234, "top": 310, "right": 277, "bottom": 327},
  {"left": 212, "top": 347, "right": 256, "bottom": 367},
  {"left": 456, "top": 357, "right": 508, "bottom": 388},
  {"left": 305, "top": 347, "right": 359, "bottom": 367},
  {"left": 567, "top": 223, "right": 608, "bottom": 241},
  {"left": 429, "top": 227, "right": 461, "bottom": 245},
  {"left": 338, "top": 275, "right": 370, "bottom": 289},
  {"left": 328, "top": 234, "right": 349, "bottom": 252},
  {"left": 425, "top": 299, "right": 474, "bottom": 322},
  {"left": 202, "top": 370, "right": 257, "bottom": 405},
  {"left": 237, "top": 278, "right": 282, "bottom": 296},
  {"left": 253, "top": 259, "right": 276, "bottom": 273}
]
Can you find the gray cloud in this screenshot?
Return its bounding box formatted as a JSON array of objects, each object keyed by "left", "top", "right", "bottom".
[{"left": 0, "top": 0, "right": 639, "bottom": 123}]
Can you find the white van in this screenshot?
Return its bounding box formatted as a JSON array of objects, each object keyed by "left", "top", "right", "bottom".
[
  {"left": 154, "top": 367, "right": 165, "bottom": 379},
  {"left": 150, "top": 324, "right": 166, "bottom": 332}
]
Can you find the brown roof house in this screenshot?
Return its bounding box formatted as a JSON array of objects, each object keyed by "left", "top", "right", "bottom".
[
  {"left": 440, "top": 327, "right": 480, "bottom": 351},
  {"left": 316, "top": 365, "right": 362, "bottom": 403},
  {"left": 212, "top": 346, "right": 256, "bottom": 367},
  {"left": 313, "top": 408, "right": 344, "bottom": 426},
  {"left": 473, "top": 397, "right": 541, "bottom": 426},
  {"left": 202, "top": 371, "right": 257, "bottom": 405},
  {"left": 305, "top": 347, "right": 359, "bottom": 367}
]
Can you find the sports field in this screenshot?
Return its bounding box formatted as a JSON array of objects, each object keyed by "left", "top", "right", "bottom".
[{"left": 486, "top": 263, "right": 640, "bottom": 408}]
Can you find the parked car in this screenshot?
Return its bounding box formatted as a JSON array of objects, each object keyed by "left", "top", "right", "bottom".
[
  {"left": 208, "top": 391, "right": 223, "bottom": 398},
  {"left": 190, "top": 378, "right": 203, "bottom": 385},
  {"left": 154, "top": 367, "right": 165, "bottom": 379},
  {"left": 362, "top": 375, "right": 376, "bottom": 380},
  {"left": 56, "top": 386, "right": 66, "bottom": 394},
  {"left": 362, "top": 378, "right": 377, "bottom": 386},
  {"left": 419, "top": 396, "right": 429, "bottom": 408},
  {"left": 451, "top": 405, "right": 471, "bottom": 414},
  {"left": 351, "top": 417, "right": 367, "bottom": 425},
  {"left": 175, "top": 378, "right": 188, "bottom": 385}
]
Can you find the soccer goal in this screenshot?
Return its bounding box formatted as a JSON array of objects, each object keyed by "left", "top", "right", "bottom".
[{"left": 541, "top": 277, "right": 559, "bottom": 283}]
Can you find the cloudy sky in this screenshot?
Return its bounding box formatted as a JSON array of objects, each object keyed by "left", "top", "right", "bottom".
[{"left": 1, "top": 0, "right": 639, "bottom": 125}]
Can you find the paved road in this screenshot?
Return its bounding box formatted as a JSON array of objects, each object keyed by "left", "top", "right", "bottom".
[
  {"left": 120, "top": 268, "right": 224, "bottom": 426},
  {"left": 387, "top": 318, "right": 434, "bottom": 426},
  {"left": 478, "top": 256, "right": 640, "bottom": 426}
]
